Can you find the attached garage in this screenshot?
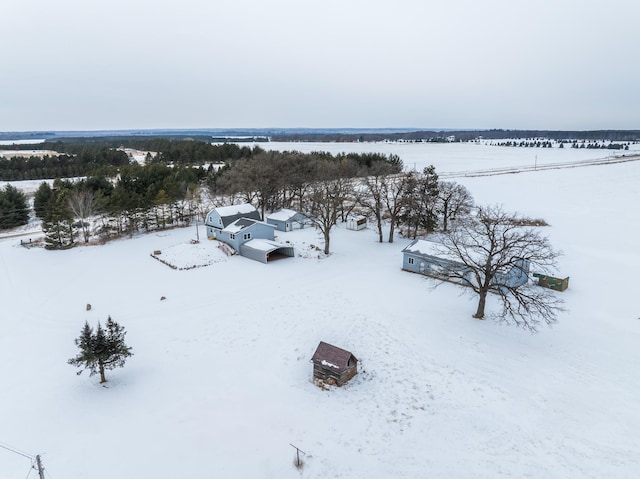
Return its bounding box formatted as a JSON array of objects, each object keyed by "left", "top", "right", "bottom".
[{"left": 239, "top": 239, "right": 295, "bottom": 264}]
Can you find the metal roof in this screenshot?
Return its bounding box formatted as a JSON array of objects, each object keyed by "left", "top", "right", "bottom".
[{"left": 311, "top": 341, "right": 357, "bottom": 370}]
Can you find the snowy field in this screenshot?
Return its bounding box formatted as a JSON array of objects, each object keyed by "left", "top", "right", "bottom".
[{"left": 1, "top": 143, "right": 640, "bottom": 478}]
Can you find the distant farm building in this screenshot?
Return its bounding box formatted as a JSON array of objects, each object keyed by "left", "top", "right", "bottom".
[
  {"left": 346, "top": 215, "right": 367, "bottom": 231},
  {"left": 311, "top": 341, "right": 358, "bottom": 387},
  {"left": 401, "top": 239, "right": 530, "bottom": 288},
  {"left": 266, "top": 209, "right": 307, "bottom": 232}
]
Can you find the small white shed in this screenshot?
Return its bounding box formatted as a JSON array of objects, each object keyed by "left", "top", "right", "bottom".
[{"left": 346, "top": 216, "right": 367, "bottom": 231}]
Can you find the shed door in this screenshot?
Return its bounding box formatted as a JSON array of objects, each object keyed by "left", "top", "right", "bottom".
[{"left": 419, "top": 262, "right": 426, "bottom": 273}]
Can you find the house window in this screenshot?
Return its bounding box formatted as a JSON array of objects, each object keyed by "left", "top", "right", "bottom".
[
  {"left": 230, "top": 233, "right": 236, "bottom": 240},
  {"left": 408, "top": 257, "right": 415, "bottom": 265},
  {"left": 243, "top": 233, "right": 252, "bottom": 240}
]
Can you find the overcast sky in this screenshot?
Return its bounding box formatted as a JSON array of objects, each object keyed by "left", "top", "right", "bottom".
[{"left": 1, "top": 0, "right": 639, "bottom": 132}]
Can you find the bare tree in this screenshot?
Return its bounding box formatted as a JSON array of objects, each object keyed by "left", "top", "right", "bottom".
[
  {"left": 68, "top": 188, "right": 96, "bottom": 243},
  {"left": 306, "top": 161, "right": 355, "bottom": 255},
  {"left": 430, "top": 205, "right": 563, "bottom": 331},
  {"left": 357, "top": 162, "right": 397, "bottom": 243},
  {"left": 382, "top": 172, "right": 411, "bottom": 243},
  {"left": 437, "top": 181, "right": 474, "bottom": 232}
]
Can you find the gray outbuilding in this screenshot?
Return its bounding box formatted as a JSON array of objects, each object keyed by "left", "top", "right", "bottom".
[
  {"left": 266, "top": 209, "right": 307, "bottom": 232},
  {"left": 239, "top": 239, "right": 295, "bottom": 263},
  {"left": 401, "top": 239, "right": 529, "bottom": 288}
]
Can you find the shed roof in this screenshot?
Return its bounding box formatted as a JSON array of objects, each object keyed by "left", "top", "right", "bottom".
[
  {"left": 267, "top": 208, "right": 301, "bottom": 221},
  {"left": 311, "top": 342, "right": 356, "bottom": 370},
  {"left": 242, "top": 238, "right": 284, "bottom": 252}
]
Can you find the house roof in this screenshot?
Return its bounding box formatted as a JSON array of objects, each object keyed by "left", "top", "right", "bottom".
[
  {"left": 207, "top": 204, "right": 261, "bottom": 228},
  {"left": 214, "top": 203, "right": 258, "bottom": 218},
  {"left": 223, "top": 218, "right": 276, "bottom": 233},
  {"left": 401, "top": 239, "right": 443, "bottom": 257},
  {"left": 311, "top": 341, "right": 356, "bottom": 370}
]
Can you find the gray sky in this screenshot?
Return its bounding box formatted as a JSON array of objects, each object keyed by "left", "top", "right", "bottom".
[{"left": 1, "top": 0, "right": 639, "bottom": 131}]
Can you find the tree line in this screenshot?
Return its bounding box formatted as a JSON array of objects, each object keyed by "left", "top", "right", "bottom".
[
  {"left": 0, "top": 149, "right": 129, "bottom": 181},
  {"left": 32, "top": 163, "right": 205, "bottom": 248},
  {"left": 0, "top": 140, "right": 261, "bottom": 181},
  {"left": 6, "top": 146, "right": 407, "bottom": 248}
]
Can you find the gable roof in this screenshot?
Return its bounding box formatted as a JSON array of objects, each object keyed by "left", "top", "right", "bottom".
[
  {"left": 311, "top": 341, "right": 357, "bottom": 370},
  {"left": 215, "top": 203, "right": 258, "bottom": 217},
  {"left": 209, "top": 203, "right": 261, "bottom": 228},
  {"left": 401, "top": 239, "right": 442, "bottom": 257},
  {"left": 267, "top": 208, "right": 304, "bottom": 222}
]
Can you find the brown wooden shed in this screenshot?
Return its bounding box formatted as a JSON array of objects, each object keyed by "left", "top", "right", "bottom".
[{"left": 311, "top": 341, "right": 358, "bottom": 386}]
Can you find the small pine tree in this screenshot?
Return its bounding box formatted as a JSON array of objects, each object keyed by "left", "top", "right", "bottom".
[{"left": 68, "top": 317, "right": 133, "bottom": 383}]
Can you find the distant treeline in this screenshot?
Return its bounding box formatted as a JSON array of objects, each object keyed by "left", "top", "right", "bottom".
[
  {"left": 493, "top": 140, "right": 631, "bottom": 150},
  {"left": 0, "top": 140, "right": 258, "bottom": 181},
  {"left": 0, "top": 149, "right": 130, "bottom": 181},
  {"left": 269, "top": 129, "right": 640, "bottom": 142},
  {"left": 0, "top": 138, "right": 406, "bottom": 182},
  {"left": 3, "top": 128, "right": 640, "bottom": 145}
]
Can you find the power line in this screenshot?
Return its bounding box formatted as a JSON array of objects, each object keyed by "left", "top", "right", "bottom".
[
  {"left": 0, "top": 441, "right": 47, "bottom": 479},
  {"left": 0, "top": 441, "right": 34, "bottom": 460}
]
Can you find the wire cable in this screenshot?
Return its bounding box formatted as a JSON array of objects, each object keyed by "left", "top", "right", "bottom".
[{"left": 0, "top": 441, "right": 34, "bottom": 460}]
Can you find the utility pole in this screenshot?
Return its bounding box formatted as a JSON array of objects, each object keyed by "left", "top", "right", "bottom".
[
  {"left": 194, "top": 211, "right": 200, "bottom": 242},
  {"left": 35, "top": 455, "right": 45, "bottom": 479},
  {"left": 289, "top": 443, "right": 306, "bottom": 468}
]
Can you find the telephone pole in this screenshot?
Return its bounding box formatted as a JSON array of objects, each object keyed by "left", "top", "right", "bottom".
[{"left": 35, "top": 455, "right": 45, "bottom": 479}]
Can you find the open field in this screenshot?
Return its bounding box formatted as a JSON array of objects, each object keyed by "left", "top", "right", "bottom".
[{"left": 1, "top": 143, "right": 639, "bottom": 478}]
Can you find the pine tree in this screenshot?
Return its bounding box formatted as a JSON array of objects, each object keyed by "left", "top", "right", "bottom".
[
  {"left": 68, "top": 317, "right": 133, "bottom": 383},
  {"left": 0, "top": 184, "right": 29, "bottom": 230}
]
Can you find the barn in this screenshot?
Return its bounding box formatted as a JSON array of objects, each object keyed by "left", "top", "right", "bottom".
[{"left": 311, "top": 341, "right": 358, "bottom": 386}]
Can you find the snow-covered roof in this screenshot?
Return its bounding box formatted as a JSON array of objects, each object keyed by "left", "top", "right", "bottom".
[
  {"left": 401, "top": 239, "right": 443, "bottom": 257},
  {"left": 223, "top": 218, "right": 276, "bottom": 234},
  {"left": 311, "top": 341, "right": 357, "bottom": 370},
  {"left": 266, "top": 208, "right": 301, "bottom": 221},
  {"left": 223, "top": 218, "right": 256, "bottom": 233},
  {"left": 214, "top": 203, "right": 258, "bottom": 218},
  {"left": 242, "top": 238, "right": 285, "bottom": 252}
]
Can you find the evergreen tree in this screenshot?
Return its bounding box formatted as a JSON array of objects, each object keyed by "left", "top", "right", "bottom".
[
  {"left": 0, "top": 184, "right": 29, "bottom": 229},
  {"left": 401, "top": 166, "right": 440, "bottom": 238},
  {"left": 68, "top": 316, "right": 133, "bottom": 383},
  {"left": 33, "top": 181, "right": 54, "bottom": 219},
  {"left": 42, "top": 188, "right": 76, "bottom": 249}
]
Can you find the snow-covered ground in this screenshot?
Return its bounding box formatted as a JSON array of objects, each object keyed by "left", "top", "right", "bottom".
[{"left": 1, "top": 143, "right": 639, "bottom": 478}]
